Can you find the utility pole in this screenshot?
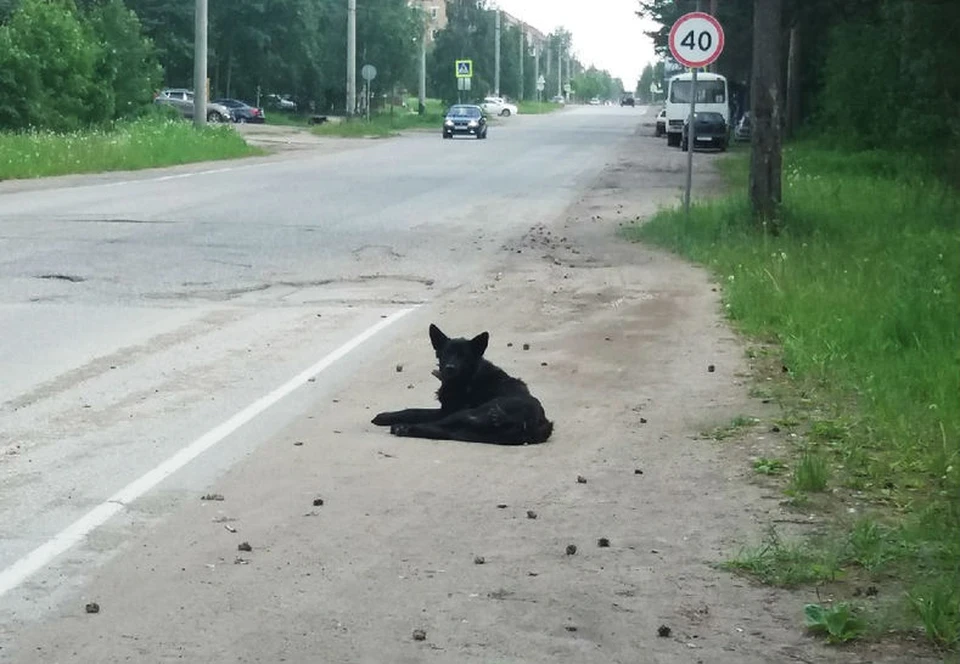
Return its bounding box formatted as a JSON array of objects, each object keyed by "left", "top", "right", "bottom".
[
  {"left": 494, "top": 10, "right": 501, "bottom": 96},
  {"left": 418, "top": 19, "right": 427, "bottom": 114},
  {"left": 557, "top": 44, "right": 562, "bottom": 98},
  {"left": 545, "top": 44, "right": 552, "bottom": 92},
  {"left": 518, "top": 26, "right": 525, "bottom": 101},
  {"left": 346, "top": 0, "right": 356, "bottom": 116},
  {"left": 750, "top": 0, "right": 783, "bottom": 225},
  {"left": 534, "top": 43, "right": 540, "bottom": 102},
  {"left": 192, "top": 0, "right": 208, "bottom": 127}
]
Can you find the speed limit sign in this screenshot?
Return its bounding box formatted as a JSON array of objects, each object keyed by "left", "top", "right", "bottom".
[{"left": 669, "top": 12, "right": 724, "bottom": 69}]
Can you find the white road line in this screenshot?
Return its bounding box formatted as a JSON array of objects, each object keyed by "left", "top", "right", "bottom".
[
  {"left": 0, "top": 307, "right": 417, "bottom": 598},
  {"left": 98, "top": 163, "right": 265, "bottom": 189}
]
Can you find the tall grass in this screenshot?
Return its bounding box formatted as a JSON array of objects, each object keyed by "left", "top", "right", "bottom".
[
  {"left": 311, "top": 110, "right": 444, "bottom": 138},
  {"left": 624, "top": 144, "right": 960, "bottom": 647},
  {"left": 0, "top": 117, "right": 260, "bottom": 180},
  {"left": 517, "top": 101, "right": 563, "bottom": 115}
]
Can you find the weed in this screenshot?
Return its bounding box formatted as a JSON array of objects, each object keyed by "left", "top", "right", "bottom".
[
  {"left": 804, "top": 602, "right": 866, "bottom": 643},
  {"left": 311, "top": 110, "right": 444, "bottom": 138},
  {"left": 726, "top": 527, "right": 841, "bottom": 587},
  {"left": 753, "top": 457, "right": 788, "bottom": 475},
  {"left": 623, "top": 142, "right": 960, "bottom": 648},
  {"left": 910, "top": 584, "right": 960, "bottom": 648},
  {"left": 704, "top": 414, "right": 759, "bottom": 440},
  {"left": 810, "top": 419, "right": 850, "bottom": 443},
  {"left": 0, "top": 118, "right": 259, "bottom": 180},
  {"left": 791, "top": 453, "right": 830, "bottom": 492}
]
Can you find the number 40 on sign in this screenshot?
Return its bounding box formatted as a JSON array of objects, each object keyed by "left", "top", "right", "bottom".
[{"left": 668, "top": 11, "right": 725, "bottom": 69}]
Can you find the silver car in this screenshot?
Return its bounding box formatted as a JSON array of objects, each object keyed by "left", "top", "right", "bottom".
[{"left": 154, "top": 88, "right": 232, "bottom": 123}]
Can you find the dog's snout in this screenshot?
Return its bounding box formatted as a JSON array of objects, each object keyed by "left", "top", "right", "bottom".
[{"left": 441, "top": 364, "right": 458, "bottom": 377}]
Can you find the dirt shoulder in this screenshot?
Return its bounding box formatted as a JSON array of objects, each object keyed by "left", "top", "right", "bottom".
[{"left": 6, "top": 129, "right": 932, "bottom": 663}]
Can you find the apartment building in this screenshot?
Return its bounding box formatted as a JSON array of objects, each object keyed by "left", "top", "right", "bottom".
[{"left": 412, "top": 0, "right": 448, "bottom": 44}]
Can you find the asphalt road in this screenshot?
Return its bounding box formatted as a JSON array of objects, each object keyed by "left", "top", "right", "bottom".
[{"left": 0, "top": 106, "right": 648, "bottom": 657}]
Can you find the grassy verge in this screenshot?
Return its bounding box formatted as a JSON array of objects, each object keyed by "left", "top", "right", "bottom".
[
  {"left": 0, "top": 117, "right": 261, "bottom": 180},
  {"left": 311, "top": 110, "right": 443, "bottom": 138},
  {"left": 264, "top": 111, "right": 311, "bottom": 127},
  {"left": 623, "top": 144, "right": 960, "bottom": 650},
  {"left": 518, "top": 101, "right": 563, "bottom": 115}
]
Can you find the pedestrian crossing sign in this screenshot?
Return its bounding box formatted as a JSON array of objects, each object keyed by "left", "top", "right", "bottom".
[{"left": 455, "top": 60, "right": 473, "bottom": 79}]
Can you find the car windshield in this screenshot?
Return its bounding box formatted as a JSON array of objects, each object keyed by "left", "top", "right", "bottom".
[
  {"left": 448, "top": 106, "right": 480, "bottom": 118},
  {"left": 670, "top": 79, "right": 726, "bottom": 104},
  {"left": 696, "top": 112, "right": 724, "bottom": 122}
]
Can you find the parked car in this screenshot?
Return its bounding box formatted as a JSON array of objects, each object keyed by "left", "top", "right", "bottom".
[
  {"left": 655, "top": 108, "right": 666, "bottom": 137},
  {"left": 442, "top": 104, "right": 488, "bottom": 139},
  {"left": 480, "top": 96, "right": 518, "bottom": 117},
  {"left": 213, "top": 98, "right": 265, "bottom": 124},
  {"left": 620, "top": 95, "right": 635, "bottom": 107},
  {"left": 264, "top": 94, "right": 297, "bottom": 111},
  {"left": 681, "top": 111, "right": 729, "bottom": 151},
  {"left": 549, "top": 95, "right": 565, "bottom": 105},
  {"left": 734, "top": 111, "right": 751, "bottom": 142},
  {"left": 154, "top": 89, "right": 232, "bottom": 123},
  {"left": 589, "top": 97, "right": 601, "bottom": 105}
]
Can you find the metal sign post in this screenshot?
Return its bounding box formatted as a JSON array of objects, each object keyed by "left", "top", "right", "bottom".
[
  {"left": 685, "top": 68, "right": 698, "bottom": 215},
  {"left": 360, "top": 64, "right": 377, "bottom": 122},
  {"left": 669, "top": 12, "right": 725, "bottom": 217},
  {"left": 455, "top": 60, "right": 473, "bottom": 105}
]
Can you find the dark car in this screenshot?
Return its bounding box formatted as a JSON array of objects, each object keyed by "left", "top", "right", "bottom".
[
  {"left": 213, "top": 98, "right": 265, "bottom": 123},
  {"left": 620, "top": 95, "right": 635, "bottom": 107},
  {"left": 442, "top": 104, "right": 487, "bottom": 139},
  {"left": 681, "top": 111, "right": 729, "bottom": 151}
]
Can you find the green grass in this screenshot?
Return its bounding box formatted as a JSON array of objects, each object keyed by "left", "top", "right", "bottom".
[
  {"left": 623, "top": 143, "right": 960, "bottom": 648},
  {"left": 790, "top": 452, "right": 830, "bottom": 492},
  {"left": 0, "top": 117, "right": 261, "bottom": 180},
  {"left": 517, "top": 101, "right": 563, "bottom": 115},
  {"left": 311, "top": 110, "right": 443, "bottom": 138},
  {"left": 725, "top": 527, "right": 842, "bottom": 587},
  {"left": 753, "top": 457, "right": 788, "bottom": 475},
  {"left": 264, "top": 111, "right": 311, "bottom": 127},
  {"left": 703, "top": 414, "right": 759, "bottom": 440}
]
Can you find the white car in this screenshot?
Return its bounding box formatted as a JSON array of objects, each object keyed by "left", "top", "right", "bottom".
[
  {"left": 589, "top": 97, "right": 601, "bottom": 106},
  {"left": 480, "top": 96, "right": 518, "bottom": 117}
]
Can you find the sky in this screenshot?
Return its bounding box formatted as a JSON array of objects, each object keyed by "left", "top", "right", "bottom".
[{"left": 493, "top": 0, "right": 661, "bottom": 87}]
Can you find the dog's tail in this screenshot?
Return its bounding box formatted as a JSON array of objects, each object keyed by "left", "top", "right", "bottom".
[{"left": 535, "top": 417, "right": 554, "bottom": 443}]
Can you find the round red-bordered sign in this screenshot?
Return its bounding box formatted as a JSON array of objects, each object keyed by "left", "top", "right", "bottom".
[{"left": 669, "top": 12, "right": 725, "bottom": 69}]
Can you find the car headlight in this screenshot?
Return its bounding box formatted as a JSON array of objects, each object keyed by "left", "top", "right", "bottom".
[
  {"left": 468, "top": 120, "right": 478, "bottom": 127},
  {"left": 444, "top": 119, "right": 453, "bottom": 126}
]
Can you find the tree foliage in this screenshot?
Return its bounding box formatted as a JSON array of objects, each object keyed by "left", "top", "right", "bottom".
[
  {"left": 0, "top": 0, "right": 161, "bottom": 130},
  {"left": 0, "top": 0, "right": 106, "bottom": 130},
  {"left": 428, "top": 4, "right": 618, "bottom": 105},
  {"left": 637, "top": 0, "right": 960, "bottom": 154}
]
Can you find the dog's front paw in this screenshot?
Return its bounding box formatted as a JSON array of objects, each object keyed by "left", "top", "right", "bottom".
[
  {"left": 390, "top": 423, "right": 412, "bottom": 437},
  {"left": 371, "top": 412, "right": 394, "bottom": 426}
]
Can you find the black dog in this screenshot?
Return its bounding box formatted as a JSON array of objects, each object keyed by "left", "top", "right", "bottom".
[{"left": 371, "top": 324, "right": 553, "bottom": 445}]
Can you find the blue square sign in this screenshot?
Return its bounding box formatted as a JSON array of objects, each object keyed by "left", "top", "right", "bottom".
[{"left": 455, "top": 59, "right": 473, "bottom": 79}]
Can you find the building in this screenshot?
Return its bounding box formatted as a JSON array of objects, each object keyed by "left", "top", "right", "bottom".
[
  {"left": 500, "top": 9, "right": 546, "bottom": 53},
  {"left": 412, "top": 0, "right": 448, "bottom": 44}
]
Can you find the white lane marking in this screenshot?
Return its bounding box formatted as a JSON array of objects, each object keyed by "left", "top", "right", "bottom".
[
  {"left": 0, "top": 306, "right": 417, "bottom": 598},
  {"left": 98, "top": 163, "right": 264, "bottom": 189}
]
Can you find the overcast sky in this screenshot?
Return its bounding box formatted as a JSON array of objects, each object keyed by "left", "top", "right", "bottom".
[{"left": 493, "top": 0, "right": 660, "bottom": 86}]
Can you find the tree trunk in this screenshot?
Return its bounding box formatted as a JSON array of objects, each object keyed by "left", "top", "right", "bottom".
[
  {"left": 749, "top": 0, "right": 783, "bottom": 227},
  {"left": 785, "top": 25, "right": 800, "bottom": 137}
]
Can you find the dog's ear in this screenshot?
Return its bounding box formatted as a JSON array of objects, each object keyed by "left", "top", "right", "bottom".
[
  {"left": 429, "top": 324, "right": 448, "bottom": 351},
  {"left": 470, "top": 331, "right": 489, "bottom": 357}
]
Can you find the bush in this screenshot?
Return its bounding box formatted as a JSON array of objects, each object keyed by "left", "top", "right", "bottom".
[{"left": 0, "top": 0, "right": 161, "bottom": 131}]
